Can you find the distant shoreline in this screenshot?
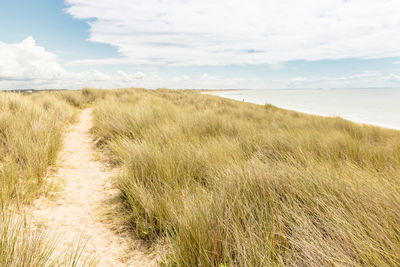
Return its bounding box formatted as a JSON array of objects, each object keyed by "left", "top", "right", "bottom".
[
  {"left": 203, "top": 90, "right": 400, "bottom": 131},
  {"left": 200, "top": 89, "right": 244, "bottom": 94}
]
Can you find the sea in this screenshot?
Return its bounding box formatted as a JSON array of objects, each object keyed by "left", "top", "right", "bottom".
[{"left": 209, "top": 88, "right": 400, "bottom": 130}]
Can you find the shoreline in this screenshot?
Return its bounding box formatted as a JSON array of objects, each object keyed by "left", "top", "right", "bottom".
[{"left": 203, "top": 91, "right": 400, "bottom": 131}]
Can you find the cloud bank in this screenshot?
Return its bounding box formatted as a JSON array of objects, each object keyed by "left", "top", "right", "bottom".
[
  {"left": 0, "top": 37, "right": 263, "bottom": 89},
  {"left": 0, "top": 37, "right": 398, "bottom": 90},
  {"left": 65, "top": 0, "right": 400, "bottom": 66}
]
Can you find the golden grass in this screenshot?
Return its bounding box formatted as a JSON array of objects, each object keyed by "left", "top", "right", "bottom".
[
  {"left": 53, "top": 88, "right": 109, "bottom": 109},
  {"left": 0, "top": 208, "right": 94, "bottom": 267},
  {"left": 0, "top": 91, "right": 96, "bottom": 266},
  {"left": 92, "top": 89, "right": 400, "bottom": 266},
  {"left": 0, "top": 92, "right": 75, "bottom": 207}
]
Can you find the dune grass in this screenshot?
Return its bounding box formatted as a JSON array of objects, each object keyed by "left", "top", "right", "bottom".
[
  {"left": 52, "top": 88, "right": 109, "bottom": 109},
  {"left": 0, "top": 92, "right": 76, "bottom": 207},
  {"left": 92, "top": 89, "right": 400, "bottom": 266},
  {"left": 0, "top": 91, "right": 95, "bottom": 266},
  {"left": 0, "top": 88, "right": 109, "bottom": 207},
  {"left": 0, "top": 208, "right": 94, "bottom": 267}
]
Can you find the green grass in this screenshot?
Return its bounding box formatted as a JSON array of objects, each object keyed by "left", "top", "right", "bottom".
[{"left": 92, "top": 89, "right": 400, "bottom": 266}]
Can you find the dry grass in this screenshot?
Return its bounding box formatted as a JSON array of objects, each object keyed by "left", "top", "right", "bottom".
[
  {"left": 0, "top": 208, "right": 94, "bottom": 267},
  {"left": 53, "top": 88, "right": 109, "bottom": 109},
  {"left": 0, "top": 92, "right": 75, "bottom": 207},
  {"left": 0, "top": 91, "right": 96, "bottom": 266},
  {"left": 92, "top": 89, "right": 400, "bottom": 266},
  {"left": 0, "top": 87, "right": 110, "bottom": 207}
]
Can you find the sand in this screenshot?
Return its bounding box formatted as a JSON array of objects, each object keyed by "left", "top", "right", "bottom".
[{"left": 31, "top": 109, "right": 159, "bottom": 266}]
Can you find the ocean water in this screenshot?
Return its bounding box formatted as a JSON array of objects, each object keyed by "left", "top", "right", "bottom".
[{"left": 210, "top": 88, "right": 400, "bottom": 130}]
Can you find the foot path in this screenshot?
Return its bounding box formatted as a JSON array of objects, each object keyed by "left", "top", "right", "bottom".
[{"left": 32, "top": 109, "right": 158, "bottom": 266}]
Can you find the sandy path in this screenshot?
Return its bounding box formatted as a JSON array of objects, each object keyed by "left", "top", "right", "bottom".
[{"left": 32, "top": 109, "right": 158, "bottom": 266}]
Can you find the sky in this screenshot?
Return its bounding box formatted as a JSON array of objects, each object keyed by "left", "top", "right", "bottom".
[{"left": 1, "top": 0, "right": 400, "bottom": 89}]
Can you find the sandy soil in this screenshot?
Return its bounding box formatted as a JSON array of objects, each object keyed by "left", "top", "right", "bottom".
[{"left": 32, "top": 109, "right": 159, "bottom": 266}]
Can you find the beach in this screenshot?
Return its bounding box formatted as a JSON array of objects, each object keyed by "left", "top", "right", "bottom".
[{"left": 206, "top": 88, "right": 400, "bottom": 130}]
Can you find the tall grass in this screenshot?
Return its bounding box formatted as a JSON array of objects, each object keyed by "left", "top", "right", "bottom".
[
  {"left": 0, "top": 88, "right": 111, "bottom": 206},
  {"left": 0, "top": 208, "right": 93, "bottom": 267},
  {"left": 0, "top": 92, "right": 75, "bottom": 207},
  {"left": 93, "top": 89, "right": 400, "bottom": 266},
  {"left": 0, "top": 91, "right": 93, "bottom": 266},
  {"left": 53, "top": 88, "right": 109, "bottom": 109}
]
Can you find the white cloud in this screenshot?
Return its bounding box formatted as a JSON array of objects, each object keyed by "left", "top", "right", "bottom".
[
  {"left": 0, "top": 37, "right": 65, "bottom": 81},
  {"left": 381, "top": 74, "right": 400, "bottom": 82},
  {"left": 65, "top": 0, "right": 400, "bottom": 66},
  {"left": 1, "top": 38, "right": 399, "bottom": 90},
  {"left": 287, "top": 77, "right": 309, "bottom": 88},
  {"left": 283, "top": 72, "right": 400, "bottom": 88},
  {"left": 0, "top": 37, "right": 262, "bottom": 89}
]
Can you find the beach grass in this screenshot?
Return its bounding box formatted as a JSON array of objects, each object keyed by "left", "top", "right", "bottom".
[
  {"left": 0, "top": 92, "right": 76, "bottom": 207},
  {"left": 0, "top": 208, "right": 94, "bottom": 267},
  {"left": 0, "top": 91, "right": 94, "bottom": 266},
  {"left": 2, "top": 88, "right": 399, "bottom": 266},
  {"left": 92, "top": 89, "right": 400, "bottom": 266}
]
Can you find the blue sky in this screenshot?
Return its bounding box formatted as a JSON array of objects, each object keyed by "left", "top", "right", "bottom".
[
  {"left": 0, "top": 0, "right": 117, "bottom": 62},
  {"left": 0, "top": 0, "right": 400, "bottom": 89}
]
